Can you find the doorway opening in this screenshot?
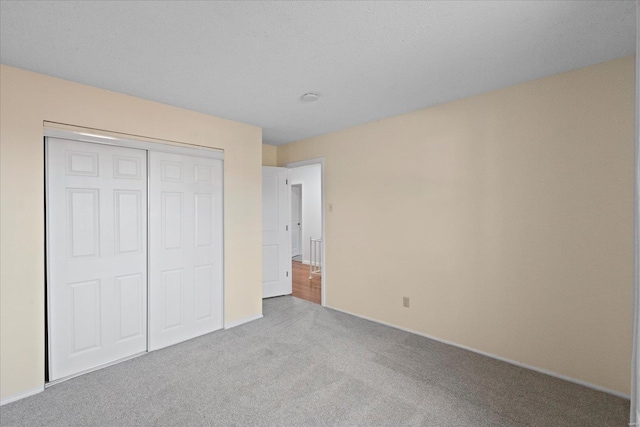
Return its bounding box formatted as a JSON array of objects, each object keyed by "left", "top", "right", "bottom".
[
  {"left": 291, "top": 184, "right": 302, "bottom": 262},
  {"left": 286, "top": 162, "right": 323, "bottom": 305}
]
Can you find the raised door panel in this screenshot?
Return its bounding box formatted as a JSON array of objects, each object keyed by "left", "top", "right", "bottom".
[
  {"left": 115, "top": 273, "right": 144, "bottom": 342},
  {"left": 69, "top": 279, "right": 101, "bottom": 354},
  {"left": 66, "top": 151, "right": 99, "bottom": 176},
  {"left": 162, "top": 269, "right": 184, "bottom": 330},
  {"left": 67, "top": 189, "right": 100, "bottom": 259},
  {"left": 161, "top": 192, "right": 184, "bottom": 250},
  {"left": 161, "top": 161, "right": 183, "bottom": 182},
  {"left": 194, "top": 264, "right": 214, "bottom": 321},
  {"left": 113, "top": 156, "right": 141, "bottom": 180},
  {"left": 114, "top": 190, "right": 142, "bottom": 255},
  {"left": 195, "top": 164, "right": 213, "bottom": 184},
  {"left": 195, "top": 194, "right": 213, "bottom": 247}
]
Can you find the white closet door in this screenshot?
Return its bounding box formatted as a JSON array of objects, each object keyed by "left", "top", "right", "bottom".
[
  {"left": 262, "top": 167, "right": 291, "bottom": 298},
  {"left": 47, "top": 138, "right": 147, "bottom": 380},
  {"left": 149, "top": 151, "right": 223, "bottom": 350}
]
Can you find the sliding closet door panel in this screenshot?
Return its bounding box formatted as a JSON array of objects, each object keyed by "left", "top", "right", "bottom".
[
  {"left": 149, "top": 151, "right": 223, "bottom": 350},
  {"left": 47, "top": 138, "right": 147, "bottom": 380}
]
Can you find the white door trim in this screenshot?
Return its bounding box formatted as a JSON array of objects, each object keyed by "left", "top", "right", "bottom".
[
  {"left": 44, "top": 128, "right": 224, "bottom": 160},
  {"left": 283, "top": 158, "right": 325, "bottom": 306}
]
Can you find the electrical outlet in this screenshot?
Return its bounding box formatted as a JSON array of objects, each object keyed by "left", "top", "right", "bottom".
[{"left": 403, "top": 296, "right": 410, "bottom": 308}]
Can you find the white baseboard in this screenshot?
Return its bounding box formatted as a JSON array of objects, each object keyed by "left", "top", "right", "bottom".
[
  {"left": 1, "top": 386, "right": 44, "bottom": 406},
  {"left": 326, "top": 305, "right": 630, "bottom": 400},
  {"left": 224, "top": 313, "right": 263, "bottom": 329}
]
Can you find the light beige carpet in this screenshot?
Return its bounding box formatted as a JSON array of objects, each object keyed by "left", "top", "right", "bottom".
[{"left": 0, "top": 296, "right": 629, "bottom": 426}]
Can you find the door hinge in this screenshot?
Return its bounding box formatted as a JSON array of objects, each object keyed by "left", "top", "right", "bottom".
[
  {"left": 286, "top": 271, "right": 289, "bottom": 277},
  {"left": 286, "top": 179, "right": 288, "bottom": 185},
  {"left": 286, "top": 225, "right": 288, "bottom": 231}
]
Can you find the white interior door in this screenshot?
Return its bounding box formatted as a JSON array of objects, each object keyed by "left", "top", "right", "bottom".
[
  {"left": 47, "top": 138, "right": 147, "bottom": 380},
  {"left": 291, "top": 184, "right": 302, "bottom": 257},
  {"left": 149, "top": 151, "right": 223, "bottom": 350},
  {"left": 262, "top": 167, "right": 291, "bottom": 298}
]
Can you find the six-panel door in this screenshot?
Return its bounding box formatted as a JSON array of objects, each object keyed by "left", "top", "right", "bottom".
[
  {"left": 47, "top": 138, "right": 148, "bottom": 380},
  {"left": 148, "top": 151, "right": 223, "bottom": 350}
]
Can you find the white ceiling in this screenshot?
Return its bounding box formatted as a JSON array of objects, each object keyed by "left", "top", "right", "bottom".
[{"left": 0, "top": 1, "right": 636, "bottom": 145}]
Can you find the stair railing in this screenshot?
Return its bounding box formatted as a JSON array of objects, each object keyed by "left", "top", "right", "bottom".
[{"left": 309, "top": 238, "right": 322, "bottom": 279}]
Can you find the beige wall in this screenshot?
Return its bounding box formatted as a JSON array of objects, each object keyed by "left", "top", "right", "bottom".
[
  {"left": 262, "top": 143, "right": 278, "bottom": 166},
  {"left": 278, "top": 56, "right": 635, "bottom": 395},
  {"left": 0, "top": 65, "right": 263, "bottom": 400}
]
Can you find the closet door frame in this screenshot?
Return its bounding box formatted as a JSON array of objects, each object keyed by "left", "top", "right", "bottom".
[
  {"left": 44, "top": 128, "right": 224, "bottom": 161},
  {"left": 44, "top": 127, "right": 224, "bottom": 382}
]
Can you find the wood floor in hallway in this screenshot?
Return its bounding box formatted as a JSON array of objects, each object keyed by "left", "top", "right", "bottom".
[{"left": 292, "top": 260, "right": 321, "bottom": 305}]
